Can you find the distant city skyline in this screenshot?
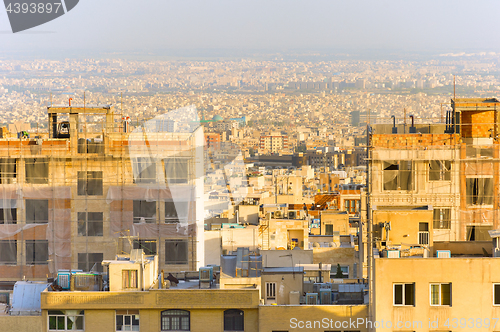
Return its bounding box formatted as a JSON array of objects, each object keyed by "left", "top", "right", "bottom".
[{"left": 1, "top": 0, "right": 500, "bottom": 58}]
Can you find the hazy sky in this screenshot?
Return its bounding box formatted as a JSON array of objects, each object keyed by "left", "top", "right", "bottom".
[{"left": 1, "top": 0, "right": 500, "bottom": 57}]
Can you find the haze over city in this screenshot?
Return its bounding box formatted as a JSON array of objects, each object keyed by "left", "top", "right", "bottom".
[
  {"left": 1, "top": 0, "right": 500, "bottom": 58},
  {"left": 1, "top": 2, "right": 500, "bottom": 332}
]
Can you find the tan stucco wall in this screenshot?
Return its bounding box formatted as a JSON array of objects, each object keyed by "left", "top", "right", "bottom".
[
  {"left": 258, "top": 305, "right": 369, "bottom": 332},
  {"left": 373, "top": 210, "right": 433, "bottom": 249},
  {"left": 375, "top": 257, "right": 500, "bottom": 331},
  {"left": 0, "top": 316, "right": 42, "bottom": 332},
  {"left": 313, "top": 247, "right": 357, "bottom": 279}
]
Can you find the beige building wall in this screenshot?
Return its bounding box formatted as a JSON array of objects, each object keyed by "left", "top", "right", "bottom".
[
  {"left": 0, "top": 316, "right": 42, "bottom": 332},
  {"left": 261, "top": 271, "right": 303, "bottom": 305},
  {"left": 258, "top": 305, "right": 369, "bottom": 332},
  {"left": 373, "top": 210, "right": 433, "bottom": 250},
  {"left": 261, "top": 250, "right": 313, "bottom": 267},
  {"left": 375, "top": 257, "right": 500, "bottom": 332},
  {"left": 41, "top": 288, "right": 259, "bottom": 332},
  {"left": 313, "top": 247, "right": 358, "bottom": 279},
  {"left": 370, "top": 147, "right": 460, "bottom": 242},
  {"left": 320, "top": 211, "right": 350, "bottom": 235}
]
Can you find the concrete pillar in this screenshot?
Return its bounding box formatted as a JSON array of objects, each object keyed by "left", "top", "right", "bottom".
[{"left": 69, "top": 112, "right": 78, "bottom": 155}]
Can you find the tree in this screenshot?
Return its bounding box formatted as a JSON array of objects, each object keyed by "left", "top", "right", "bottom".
[{"left": 334, "top": 264, "right": 344, "bottom": 278}]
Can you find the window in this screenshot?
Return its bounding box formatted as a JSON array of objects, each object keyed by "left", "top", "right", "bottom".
[
  {"left": 48, "top": 310, "right": 84, "bottom": 331},
  {"left": 133, "top": 200, "right": 156, "bottom": 223},
  {"left": 0, "top": 158, "right": 16, "bottom": 184},
  {"left": 0, "top": 204, "right": 17, "bottom": 224},
  {"left": 133, "top": 239, "right": 157, "bottom": 255},
  {"left": 116, "top": 310, "right": 139, "bottom": 331},
  {"left": 494, "top": 284, "right": 500, "bottom": 305},
  {"left": 418, "top": 222, "right": 429, "bottom": 245},
  {"left": 433, "top": 208, "right": 451, "bottom": 229},
  {"left": 325, "top": 224, "right": 333, "bottom": 235},
  {"left": 466, "top": 225, "right": 493, "bottom": 241},
  {"left": 77, "top": 171, "right": 103, "bottom": 196},
  {"left": 25, "top": 158, "right": 48, "bottom": 184},
  {"left": 266, "top": 282, "right": 276, "bottom": 299},
  {"left": 394, "top": 283, "right": 415, "bottom": 306},
  {"left": 77, "top": 253, "right": 103, "bottom": 272},
  {"left": 429, "top": 160, "right": 451, "bottom": 181},
  {"left": 430, "top": 283, "right": 451, "bottom": 306},
  {"left": 164, "top": 158, "right": 189, "bottom": 184},
  {"left": 340, "top": 265, "right": 349, "bottom": 278},
  {"left": 133, "top": 157, "right": 157, "bottom": 184},
  {"left": 344, "top": 199, "right": 359, "bottom": 214},
  {"left": 25, "top": 199, "right": 49, "bottom": 223},
  {"left": 331, "top": 265, "right": 349, "bottom": 278},
  {"left": 165, "top": 201, "right": 189, "bottom": 223},
  {"left": 224, "top": 309, "right": 244, "bottom": 331},
  {"left": 25, "top": 240, "right": 48, "bottom": 265},
  {"left": 0, "top": 240, "right": 16, "bottom": 265},
  {"left": 383, "top": 160, "right": 413, "bottom": 191},
  {"left": 161, "top": 310, "right": 190, "bottom": 331},
  {"left": 78, "top": 212, "right": 103, "bottom": 236},
  {"left": 77, "top": 212, "right": 103, "bottom": 236},
  {"left": 122, "top": 270, "right": 138, "bottom": 289},
  {"left": 165, "top": 240, "right": 188, "bottom": 265},
  {"left": 466, "top": 177, "right": 493, "bottom": 205}
]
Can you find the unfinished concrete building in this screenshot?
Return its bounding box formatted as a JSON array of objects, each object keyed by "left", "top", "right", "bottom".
[
  {"left": 0, "top": 103, "right": 205, "bottom": 283},
  {"left": 370, "top": 97, "right": 500, "bottom": 247}
]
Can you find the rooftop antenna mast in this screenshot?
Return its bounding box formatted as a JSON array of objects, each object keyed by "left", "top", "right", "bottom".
[{"left": 403, "top": 108, "right": 407, "bottom": 134}]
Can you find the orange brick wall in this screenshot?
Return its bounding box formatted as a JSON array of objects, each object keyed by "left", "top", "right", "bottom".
[
  {"left": 461, "top": 111, "right": 495, "bottom": 138},
  {"left": 371, "top": 134, "right": 460, "bottom": 149}
]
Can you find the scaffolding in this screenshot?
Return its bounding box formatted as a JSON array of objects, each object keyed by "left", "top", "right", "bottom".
[{"left": 0, "top": 99, "right": 249, "bottom": 282}]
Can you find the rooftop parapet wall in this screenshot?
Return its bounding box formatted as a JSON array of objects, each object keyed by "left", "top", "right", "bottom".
[
  {"left": 42, "top": 289, "right": 260, "bottom": 310},
  {"left": 371, "top": 134, "right": 461, "bottom": 149}
]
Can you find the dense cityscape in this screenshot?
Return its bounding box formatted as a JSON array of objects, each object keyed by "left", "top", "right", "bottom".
[{"left": 1, "top": 1, "right": 500, "bottom": 331}]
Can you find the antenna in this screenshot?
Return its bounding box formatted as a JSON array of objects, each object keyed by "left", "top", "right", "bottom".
[{"left": 403, "top": 108, "right": 407, "bottom": 134}]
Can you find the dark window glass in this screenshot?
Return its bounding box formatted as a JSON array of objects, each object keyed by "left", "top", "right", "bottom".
[
  {"left": 77, "top": 252, "right": 103, "bottom": 272},
  {"left": 0, "top": 240, "right": 16, "bottom": 264},
  {"left": 133, "top": 239, "right": 157, "bottom": 255},
  {"left": 0, "top": 158, "right": 16, "bottom": 184},
  {"left": 133, "top": 200, "right": 156, "bottom": 223},
  {"left": 161, "top": 310, "right": 190, "bottom": 331},
  {"left": 25, "top": 240, "right": 48, "bottom": 265},
  {"left": 25, "top": 158, "right": 48, "bottom": 184},
  {"left": 26, "top": 199, "right": 49, "bottom": 223},
  {"left": 165, "top": 240, "right": 188, "bottom": 265},
  {"left": 77, "top": 212, "right": 103, "bottom": 236},
  {"left": 224, "top": 309, "right": 244, "bottom": 331},
  {"left": 77, "top": 171, "right": 103, "bottom": 196}
]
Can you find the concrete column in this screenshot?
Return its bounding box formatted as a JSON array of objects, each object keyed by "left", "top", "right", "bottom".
[{"left": 69, "top": 112, "right": 78, "bottom": 155}]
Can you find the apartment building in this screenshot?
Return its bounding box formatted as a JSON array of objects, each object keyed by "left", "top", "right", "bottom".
[
  {"left": 375, "top": 256, "right": 500, "bottom": 332},
  {"left": 0, "top": 103, "right": 205, "bottom": 282},
  {"left": 259, "top": 134, "right": 288, "bottom": 154},
  {"left": 370, "top": 97, "right": 500, "bottom": 242}
]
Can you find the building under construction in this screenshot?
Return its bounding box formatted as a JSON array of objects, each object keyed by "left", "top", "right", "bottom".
[
  {"left": 0, "top": 102, "right": 205, "bottom": 283},
  {"left": 369, "top": 97, "right": 500, "bottom": 246}
]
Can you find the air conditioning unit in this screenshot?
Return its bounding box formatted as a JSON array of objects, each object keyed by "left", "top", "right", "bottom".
[
  {"left": 57, "top": 270, "right": 71, "bottom": 290},
  {"left": 274, "top": 211, "right": 282, "bottom": 219},
  {"left": 436, "top": 250, "right": 451, "bottom": 258},
  {"left": 70, "top": 273, "right": 102, "bottom": 291},
  {"left": 306, "top": 293, "right": 318, "bottom": 305},
  {"left": 313, "top": 283, "right": 332, "bottom": 293},
  {"left": 288, "top": 211, "right": 297, "bottom": 219},
  {"left": 387, "top": 250, "right": 400, "bottom": 258},
  {"left": 319, "top": 289, "right": 332, "bottom": 304},
  {"left": 199, "top": 267, "right": 213, "bottom": 282}
]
